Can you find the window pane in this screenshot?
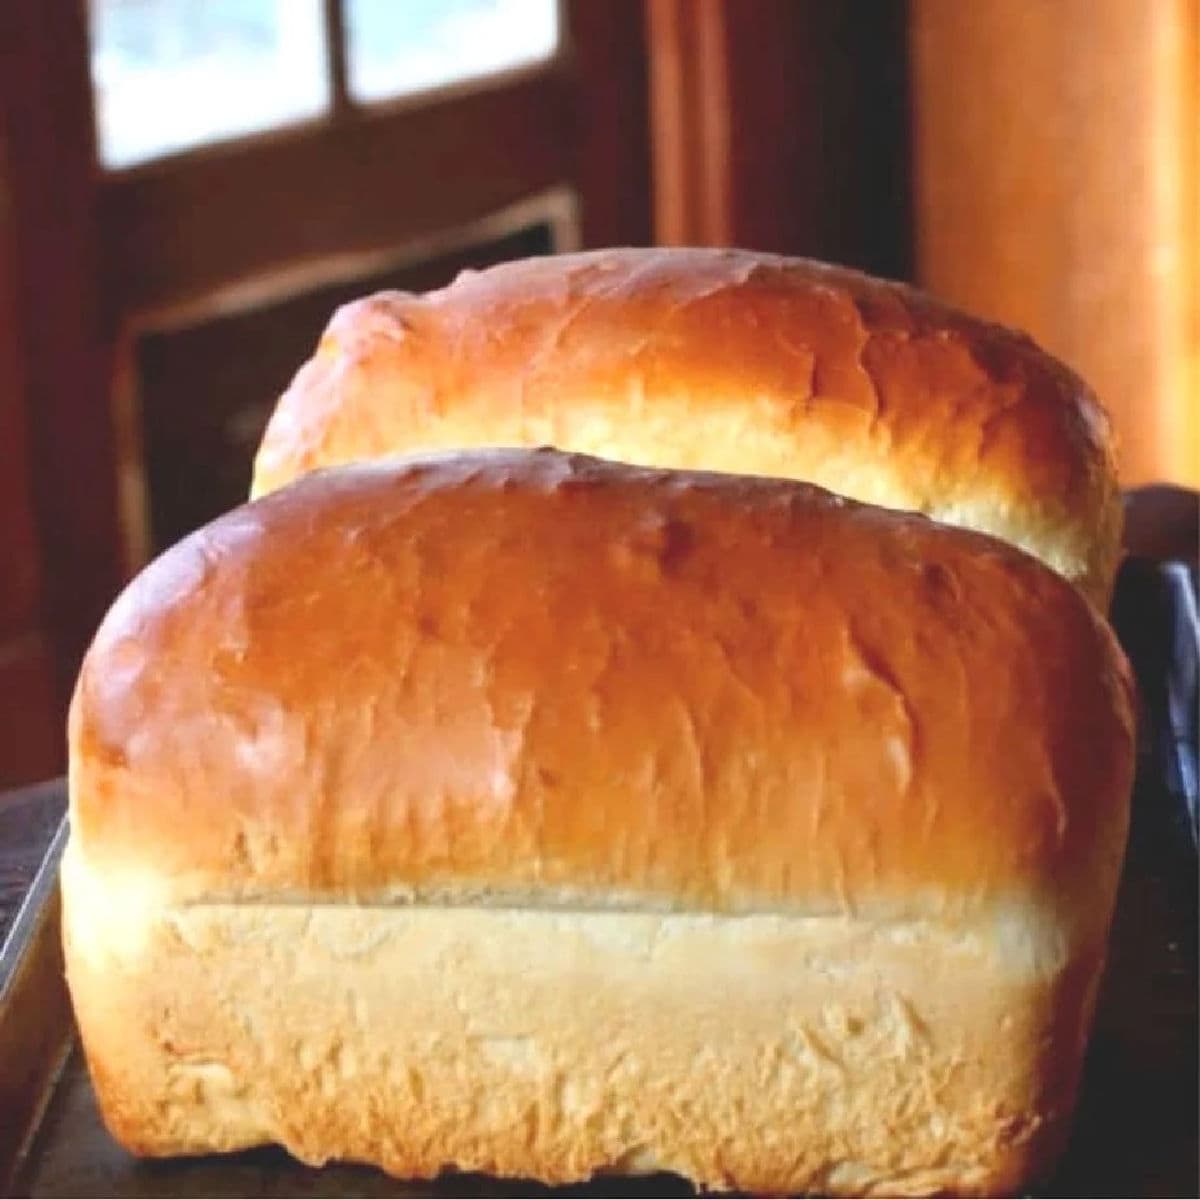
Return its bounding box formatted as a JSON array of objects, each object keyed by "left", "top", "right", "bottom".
[
  {"left": 89, "top": 0, "right": 329, "bottom": 169},
  {"left": 346, "top": 0, "right": 558, "bottom": 104}
]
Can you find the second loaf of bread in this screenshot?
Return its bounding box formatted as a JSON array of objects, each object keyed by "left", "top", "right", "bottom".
[{"left": 251, "top": 248, "right": 1122, "bottom": 606}]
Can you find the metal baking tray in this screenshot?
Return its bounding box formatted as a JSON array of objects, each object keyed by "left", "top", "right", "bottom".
[{"left": 2, "top": 561, "right": 1196, "bottom": 1198}]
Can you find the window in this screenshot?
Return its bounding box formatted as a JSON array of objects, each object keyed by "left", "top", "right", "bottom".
[
  {"left": 90, "top": 0, "right": 560, "bottom": 170},
  {"left": 89, "top": 0, "right": 329, "bottom": 168},
  {"left": 346, "top": 0, "right": 558, "bottom": 103}
]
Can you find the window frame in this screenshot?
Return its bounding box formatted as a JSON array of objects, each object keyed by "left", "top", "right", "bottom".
[{"left": 93, "top": 0, "right": 649, "bottom": 326}]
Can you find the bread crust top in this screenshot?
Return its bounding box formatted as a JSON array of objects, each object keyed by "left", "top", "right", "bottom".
[
  {"left": 251, "top": 249, "right": 1122, "bottom": 605},
  {"left": 71, "top": 449, "right": 1134, "bottom": 948}
]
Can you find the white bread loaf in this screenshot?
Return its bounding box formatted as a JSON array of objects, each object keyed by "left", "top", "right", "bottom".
[{"left": 64, "top": 449, "right": 1135, "bottom": 1195}]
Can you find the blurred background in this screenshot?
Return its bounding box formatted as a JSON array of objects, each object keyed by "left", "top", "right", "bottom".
[{"left": 0, "top": 0, "right": 1196, "bottom": 785}]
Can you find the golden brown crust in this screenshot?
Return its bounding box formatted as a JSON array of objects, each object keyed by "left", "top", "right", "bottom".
[
  {"left": 251, "top": 249, "right": 1122, "bottom": 606},
  {"left": 65, "top": 447, "right": 1135, "bottom": 1192},
  {"left": 70, "top": 449, "right": 1134, "bottom": 945}
]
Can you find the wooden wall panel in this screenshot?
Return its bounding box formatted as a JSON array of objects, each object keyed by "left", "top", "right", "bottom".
[
  {"left": 645, "top": 0, "right": 730, "bottom": 246},
  {"left": 566, "top": 0, "right": 653, "bottom": 249},
  {"left": 1, "top": 0, "right": 124, "bottom": 672},
  {"left": 99, "top": 71, "right": 574, "bottom": 324},
  {"left": 0, "top": 634, "right": 59, "bottom": 789},
  {"left": 0, "top": 151, "right": 55, "bottom": 785},
  {"left": 911, "top": 0, "right": 1198, "bottom": 488},
  {"left": 135, "top": 222, "right": 557, "bottom": 556},
  {"left": 0, "top": 0, "right": 123, "bottom": 782},
  {"left": 0, "top": 143, "right": 42, "bottom": 643},
  {"left": 645, "top": 0, "right": 911, "bottom": 277}
]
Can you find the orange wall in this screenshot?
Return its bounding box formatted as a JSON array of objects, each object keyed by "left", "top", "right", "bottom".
[{"left": 911, "top": 0, "right": 1198, "bottom": 488}]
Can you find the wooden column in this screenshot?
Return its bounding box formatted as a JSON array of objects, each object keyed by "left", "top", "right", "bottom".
[
  {"left": 911, "top": 0, "right": 1198, "bottom": 487},
  {"left": 566, "top": 0, "right": 653, "bottom": 249},
  {"left": 645, "top": 0, "right": 911, "bottom": 276},
  {"left": 645, "top": 0, "right": 732, "bottom": 245},
  {"left": 0, "top": 157, "right": 59, "bottom": 787},
  {"left": 0, "top": 0, "right": 125, "bottom": 783}
]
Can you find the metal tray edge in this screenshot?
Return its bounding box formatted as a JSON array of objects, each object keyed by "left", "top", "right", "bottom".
[{"left": 0, "top": 819, "right": 73, "bottom": 1191}]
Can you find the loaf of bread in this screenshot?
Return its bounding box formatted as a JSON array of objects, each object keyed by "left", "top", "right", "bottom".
[
  {"left": 251, "top": 249, "right": 1122, "bottom": 607},
  {"left": 64, "top": 449, "right": 1134, "bottom": 1196}
]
